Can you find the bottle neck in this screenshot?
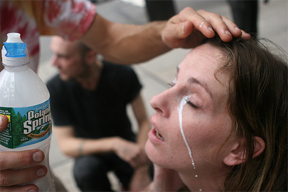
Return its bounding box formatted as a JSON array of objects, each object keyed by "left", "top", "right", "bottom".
[{"left": 3, "top": 63, "right": 29, "bottom": 72}]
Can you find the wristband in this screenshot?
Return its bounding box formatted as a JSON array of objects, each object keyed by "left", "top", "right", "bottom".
[{"left": 78, "top": 139, "right": 86, "bottom": 156}]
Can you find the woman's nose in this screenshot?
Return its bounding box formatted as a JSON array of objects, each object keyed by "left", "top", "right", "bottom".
[{"left": 150, "top": 89, "right": 172, "bottom": 117}]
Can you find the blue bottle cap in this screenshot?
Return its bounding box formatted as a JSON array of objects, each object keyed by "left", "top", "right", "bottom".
[
  {"left": 2, "top": 33, "right": 30, "bottom": 66},
  {"left": 3, "top": 42, "right": 26, "bottom": 58}
]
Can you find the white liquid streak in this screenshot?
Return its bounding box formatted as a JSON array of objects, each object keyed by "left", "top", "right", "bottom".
[{"left": 178, "top": 95, "right": 196, "bottom": 169}]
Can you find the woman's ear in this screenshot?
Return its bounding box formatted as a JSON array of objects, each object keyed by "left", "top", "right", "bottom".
[
  {"left": 223, "top": 137, "right": 265, "bottom": 166},
  {"left": 251, "top": 136, "right": 265, "bottom": 158}
]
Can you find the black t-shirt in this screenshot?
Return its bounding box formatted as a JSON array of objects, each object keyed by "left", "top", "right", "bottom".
[{"left": 46, "top": 61, "right": 142, "bottom": 142}]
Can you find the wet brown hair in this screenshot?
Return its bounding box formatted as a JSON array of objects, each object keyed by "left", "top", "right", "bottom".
[{"left": 205, "top": 36, "right": 287, "bottom": 191}]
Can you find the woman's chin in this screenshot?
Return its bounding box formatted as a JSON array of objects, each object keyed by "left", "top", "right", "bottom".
[{"left": 145, "top": 140, "right": 168, "bottom": 167}]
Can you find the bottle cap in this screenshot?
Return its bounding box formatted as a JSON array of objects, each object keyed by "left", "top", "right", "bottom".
[{"left": 1, "top": 33, "right": 29, "bottom": 66}]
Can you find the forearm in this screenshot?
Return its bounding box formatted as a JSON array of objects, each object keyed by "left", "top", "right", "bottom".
[
  {"left": 59, "top": 137, "right": 119, "bottom": 157},
  {"left": 80, "top": 14, "right": 171, "bottom": 64},
  {"left": 103, "top": 21, "right": 172, "bottom": 64},
  {"left": 137, "top": 120, "right": 151, "bottom": 149}
]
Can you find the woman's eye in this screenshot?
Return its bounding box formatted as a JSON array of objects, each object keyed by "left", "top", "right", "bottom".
[{"left": 185, "top": 97, "right": 198, "bottom": 109}]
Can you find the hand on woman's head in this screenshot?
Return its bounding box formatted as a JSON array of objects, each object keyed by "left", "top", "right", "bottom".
[{"left": 162, "top": 7, "right": 251, "bottom": 49}]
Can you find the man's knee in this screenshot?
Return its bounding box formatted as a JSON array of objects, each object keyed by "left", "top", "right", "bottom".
[
  {"left": 73, "top": 156, "right": 112, "bottom": 191},
  {"left": 73, "top": 156, "right": 107, "bottom": 181}
]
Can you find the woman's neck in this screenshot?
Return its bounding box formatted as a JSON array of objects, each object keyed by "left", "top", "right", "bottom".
[{"left": 179, "top": 168, "right": 228, "bottom": 192}]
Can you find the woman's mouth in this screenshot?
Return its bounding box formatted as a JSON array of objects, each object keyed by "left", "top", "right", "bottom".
[
  {"left": 155, "top": 128, "right": 164, "bottom": 141},
  {"left": 148, "top": 120, "right": 165, "bottom": 143}
]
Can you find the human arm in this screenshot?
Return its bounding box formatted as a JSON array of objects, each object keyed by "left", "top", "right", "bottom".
[
  {"left": 133, "top": 94, "right": 151, "bottom": 150},
  {"left": 112, "top": 93, "right": 151, "bottom": 167},
  {"left": 53, "top": 125, "right": 131, "bottom": 157},
  {"left": 80, "top": 15, "right": 170, "bottom": 64},
  {"left": 53, "top": 125, "right": 147, "bottom": 164},
  {"left": 128, "top": 94, "right": 152, "bottom": 191},
  {"left": 80, "top": 7, "right": 250, "bottom": 64},
  {"left": 40, "top": 0, "right": 167, "bottom": 65}
]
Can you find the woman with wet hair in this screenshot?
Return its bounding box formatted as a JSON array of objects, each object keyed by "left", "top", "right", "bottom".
[{"left": 145, "top": 36, "right": 287, "bottom": 191}]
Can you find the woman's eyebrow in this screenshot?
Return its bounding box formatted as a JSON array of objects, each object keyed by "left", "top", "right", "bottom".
[
  {"left": 177, "top": 66, "right": 212, "bottom": 98},
  {"left": 188, "top": 77, "right": 213, "bottom": 98}
]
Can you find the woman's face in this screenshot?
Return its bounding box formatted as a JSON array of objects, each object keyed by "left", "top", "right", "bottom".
[{"left": 146, "top": 44, "right": 234, "bottom": 173}]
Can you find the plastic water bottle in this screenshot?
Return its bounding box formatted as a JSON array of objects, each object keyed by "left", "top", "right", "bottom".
[{"left": 0, "top": 33, "right": 55, "bottom": 191}]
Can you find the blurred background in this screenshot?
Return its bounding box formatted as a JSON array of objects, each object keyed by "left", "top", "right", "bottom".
[{"left": 37, "top": 0, "right": 287, "bottom": 191}]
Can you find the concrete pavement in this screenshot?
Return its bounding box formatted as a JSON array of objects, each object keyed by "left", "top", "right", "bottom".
[{"left": 38, "top": 0, "right": 288, "bottom": 191}]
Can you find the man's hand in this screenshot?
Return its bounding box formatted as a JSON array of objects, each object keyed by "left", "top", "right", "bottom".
[
  {"left": 162, "top": 7, "right": 251, "bottom": 49},
  {"left": 113, "top": 138, "right": 150, "bottom": 168},
  {"left": 0, "top": 116, "right": 47, "bottom": 192},
  {"left": 0, "top": 149, "right": 47, "bottom": 192}
]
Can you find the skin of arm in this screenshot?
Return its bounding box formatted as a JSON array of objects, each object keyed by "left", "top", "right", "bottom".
[
  {"left": 111, "top": 93, "right": 151, "bottom": 167},
  {"left": 80, "top": 14, "right": 171, "bottom": 65},
  {"left": 0, "top": 8, "right": 249, "bottom": 71},
  {"left": 53, "top": 94, "right": 151, "bottom": 165},
  {"left": 128, "top": 94, "right": 152, "bottom": 191},
  {"left": 80, "top": 8, "right": 250, "bottom": 65},
  {"left": 132, "top": 94, "right": 151, "bottom": 153},
  {"left": 53, "top": 126, "right": 120, "bottom": 157}
]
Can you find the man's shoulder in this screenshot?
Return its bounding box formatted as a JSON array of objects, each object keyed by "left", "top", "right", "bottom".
[
  {"left": 101, "top": 61, "right": 142, "bottom": 95},
  {"left": 46, "top": 74, "right": 76, "bottom": 94},
  {"left": 102, "top": 61, "right": 136, "bottom": 78},
  {"left": 103, "top": 60, "right": 133, "bottom": 71},
  {"left": 46, "top": 74, "right": 62, "bottom": 88}
]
